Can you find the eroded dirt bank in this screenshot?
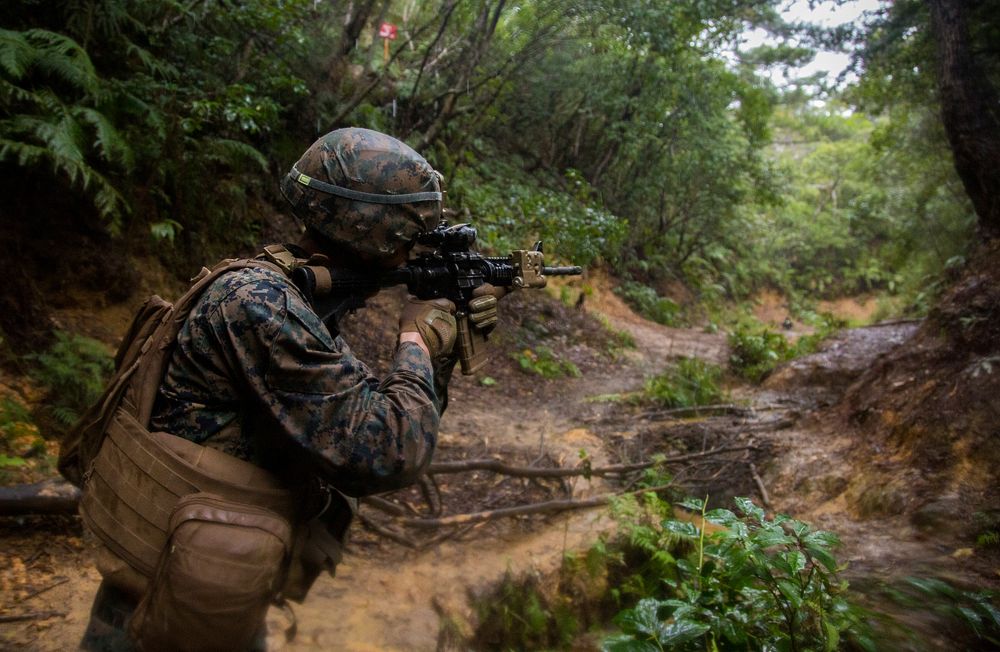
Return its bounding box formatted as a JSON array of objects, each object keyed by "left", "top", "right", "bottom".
[{"left": 1, "top": 290, "right": 996, "bottom": 650}]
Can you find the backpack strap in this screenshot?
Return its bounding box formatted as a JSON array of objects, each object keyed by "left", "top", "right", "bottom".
[
  {"left": 129, "top": 258, "right": 285, "bottom": 426},
  {"left": 59, "top": 257, "right": 285, "bottom": 486}
]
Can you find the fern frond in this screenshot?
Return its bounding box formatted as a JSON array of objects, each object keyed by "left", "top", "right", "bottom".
[
  {"left": 200, "top": 137, "right": 268, "bottom": 172},
  {"left": 125, "top": 41, "right": 179, "bottom": 79},
  {"left": 0, "top": 135, "right": 127, "bottom": 224},
  {"left": 0, "top": 29, "right": 36, "bottom": 79},
  {"left": 25, "top": 29, "right": 99, "bottom": 96},
  {"left": 0, "top": 136, "right": 50, "bottom": 167},
  {"left": 76, "top": 106, "right": 133, "bottom": 169},
  {"left": 0, "top": 78, "right": 40, "bottom": 104},
  {"left": 117, "top": 91, "right": 167, "bottom": 139},
  {"left": 51, "top": 405, "right": 79, "bottom": 426}
]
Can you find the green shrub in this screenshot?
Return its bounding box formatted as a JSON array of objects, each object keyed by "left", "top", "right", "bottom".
[
  {"left": 472, "top": 571, "right": 580, "bottom": 650},
  {"left": 512, "top": 347, "right": 581, "bottom": 379},
  {"left": 615, "top": 282, "right": 682, "bottom": 327},
  {"left": 792, "top": 312, "right": 847, "bottom": 357},
  {"left": 0, "top": 394, "right": 56, "bottom": 482},
  {"left": 728, "top": 313, "right": 844, "bottom": 383},
  {"left": 727, "top": 326, "right": 790, "bottom": 382},
  {"left": 29, "top": 331, "right": 113, "bottom": 426},
  {"left": 604, "top": 496, "right": 873, "bottom": 652},
  {"left": 642, "top": 359, "right": 726, "bottom": 408}
]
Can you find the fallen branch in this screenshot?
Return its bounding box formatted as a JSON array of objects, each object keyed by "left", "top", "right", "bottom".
[
  {"left": 749, "top": 462, "right": 772, "bottom": 511},
  {"left": 640, "top": 404, "right": 751, "bottom": 420},
  {"left": 0, "top": 479, "right": 80, "bottom": 516},
  {"left": 0, "top": 611, "right": 66, "bottom": 623},
  {"left": 416, "top": 523, "right": 481, "bottom": 550},
  {"left": 429, "top": 458, "right": 632, "bottom": 478},
  {"left": 15, "top": 577, "right": 68, "bottom": 603},
  {"left": 656, "top": 445, "right": 758, "bottom": 464},
  {"left": 734, "top": 418, "right": 797, "bottom": 432},
  {"left": 361, "top": 496, "right": 413, "bottom": 517},
  {"left": 356, "top": 512, "right": 419, "bottom": 549},
  {"left": 427, "top": 445, "right": 757, "bottom": 480},
  {"left": 396, "top": 483, "right": 674, "bottom": 529},
  {"left": 418, "top": 475, "right": 442, "bottom": 516}
]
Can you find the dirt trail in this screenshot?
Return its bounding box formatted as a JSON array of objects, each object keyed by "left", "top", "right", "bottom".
[
  {"left": 278, "top": 309, "right": 728, "bottom": 651},
  {"left": 0, "top": 302, "right": 982, "bottom": 651}
]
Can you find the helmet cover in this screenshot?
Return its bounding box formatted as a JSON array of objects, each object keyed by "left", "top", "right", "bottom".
[{"left": 280, "top": 128, "right": 442, "bottom": 261}]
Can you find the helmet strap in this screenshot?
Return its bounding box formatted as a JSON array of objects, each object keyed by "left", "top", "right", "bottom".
[{"left": 290, "top": 166, "right": 442, "bottom": 205}]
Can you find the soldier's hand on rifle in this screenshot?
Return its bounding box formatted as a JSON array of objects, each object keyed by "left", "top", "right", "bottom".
[
  {"left": 399, "top": 297, "right": 457, "bottom": 359},
  {"left": 467, "top": 284, "right": 508, "bottom": 336}
]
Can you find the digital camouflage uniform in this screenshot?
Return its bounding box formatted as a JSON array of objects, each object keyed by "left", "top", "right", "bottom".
[
  {"left": 81, "top": 258, "right": 454, "bottom": 651},
  {"left": 153, "top": 262, "right": 445, "bottom": 487},
  {"left": 81, "top": 127, "right": 451, "bottom": 651}
]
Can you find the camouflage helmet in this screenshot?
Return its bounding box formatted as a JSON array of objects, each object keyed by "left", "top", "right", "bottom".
[{"left": 280, "top": 128, "right": 442, "bottom": 262}]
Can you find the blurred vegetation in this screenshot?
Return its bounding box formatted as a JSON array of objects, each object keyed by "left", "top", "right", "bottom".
[
  {"left": 605, "top": 495, "right": 874, "bottom": 651},
  {"left": 1, "top": 0, "right": 988, "bottom": 355},
  {"left": 28, "top": 331, "right": 114, "bottom": 428},
  {"left": 470, "top": 491, "right": 876, "bottom": 651},
  {"left": 0, "top": 394, "right": 57, "bottom": 484},
  {"left": 641, "top": 359, "right": 727, "bottom": 409},
  {"left": 728, "top": 313, "right": 845, "bottom": 382},
  {"left": 512, "top": 346, "right": 581, "bottom": 379}
]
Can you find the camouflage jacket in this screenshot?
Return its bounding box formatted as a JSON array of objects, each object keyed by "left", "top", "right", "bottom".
[{"left": 149, "top": 259, "right": 449, "bottom": 497}]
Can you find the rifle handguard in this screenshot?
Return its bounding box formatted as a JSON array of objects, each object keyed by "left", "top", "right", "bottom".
[{"left": 456, "top": 313, "right": 490, "bottom": 375}]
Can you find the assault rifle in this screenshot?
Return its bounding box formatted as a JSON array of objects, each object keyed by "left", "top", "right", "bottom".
[{"left": 305, "top": 222, "right": 583, "bottom": 374}]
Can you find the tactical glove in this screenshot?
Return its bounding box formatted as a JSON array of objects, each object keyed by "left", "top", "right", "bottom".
[
  {"left": 467, "top": 284, "right": 508, "bottom": 335},
  {"left": 399, "top": 297, "right": 457, "bottom": 359}
]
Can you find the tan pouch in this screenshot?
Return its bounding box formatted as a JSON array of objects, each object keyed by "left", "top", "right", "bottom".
[{"left": 128, "top": 493, "right": 292, "bottom": 652}]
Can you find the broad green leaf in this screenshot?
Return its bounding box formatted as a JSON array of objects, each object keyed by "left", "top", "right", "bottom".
[
  {"left": 660, "top": 619, "right": 711, "bottom": 645},
  {"left": 662, "top": 519, "right": 700, "bottom": 538},
  {"left": 776, "top": 579, "right": 803, "bottom": 610}
]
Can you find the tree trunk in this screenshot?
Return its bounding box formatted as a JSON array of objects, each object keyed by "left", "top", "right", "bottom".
[{"left": 926, "top": 0, "right": 1000, "bottom": 239}]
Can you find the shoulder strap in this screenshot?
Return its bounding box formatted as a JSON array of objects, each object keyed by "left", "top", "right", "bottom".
[
  {"left": 59, "top": 257, "right": 285, "bottom": 486},
  {"left": 128, "top": 258, "right": 284, "bottom": 426}
]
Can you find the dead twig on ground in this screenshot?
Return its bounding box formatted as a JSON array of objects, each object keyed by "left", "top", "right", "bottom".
[
  {"left": 14, "top": 577, "right": 68, "bottom": 603},
  {"left": 749, "top": 462, "right": 772, "bottom": 510},
  {"left": 426, "top": 445, "right": 758, "bottom": 481},
  {"left": 396, "top": 483, "right": 675, "bottom": 529},
  {"left": 418, "top": 475, "right": 442, "bottom": 516},
  {"left": 0, "top": 611, "right": 66, "bottom": 623},
  {"left": 638, "top": 404, "right": 752, "bottom": 420},
  {"left": 357, "top": 512, "right": 419, "bottom": 549},
  {"left": 361, "top": 496, "right": 413, "bottom": 517}
]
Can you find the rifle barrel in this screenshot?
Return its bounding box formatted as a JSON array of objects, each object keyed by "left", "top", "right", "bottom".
[{"left": 543, "top": 266, "right": 583, "bottom": 276}]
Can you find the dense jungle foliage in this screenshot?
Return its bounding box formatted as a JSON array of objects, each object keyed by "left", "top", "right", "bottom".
[
  {"left": 3, "top": 0, "right": 995, "bottom": 354},
  {"left": 3, "top": 2, "right": 1000, "bottom": 648}
]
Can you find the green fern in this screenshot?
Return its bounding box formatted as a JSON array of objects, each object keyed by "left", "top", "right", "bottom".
[
  {"left": 29, "top": 331, "right": 113, "bottom": 431},
  {"left": 0, "top": 28, "right": 131, "bottom": 226},
  {"left": 199, "top": 137, "right": 268, "bottom": 172}
]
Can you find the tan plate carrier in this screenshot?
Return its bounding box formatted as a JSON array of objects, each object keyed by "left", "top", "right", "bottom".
[{"left": 61, "top": 257, "right": 335, "bottom": 604}]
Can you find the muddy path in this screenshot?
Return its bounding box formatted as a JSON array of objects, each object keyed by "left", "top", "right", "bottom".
[
  {"left": 278, "top": 304, "right": 729, "bottom": 651},
  {"left": 0, "top": 302, "right": 989, "bottom": 650}
]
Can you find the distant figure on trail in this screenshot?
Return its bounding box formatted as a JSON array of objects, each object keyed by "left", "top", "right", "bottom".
[
  {"left": 782, "top": 316, "right": 793, "bottom": 330},
  {"left": 64, "top": 128, "right": 507, "bottom": 651}
]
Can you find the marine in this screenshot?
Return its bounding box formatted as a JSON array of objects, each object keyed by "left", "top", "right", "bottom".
[{"left": 72, "top": 128, "right": 503, "bottom": 650}]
